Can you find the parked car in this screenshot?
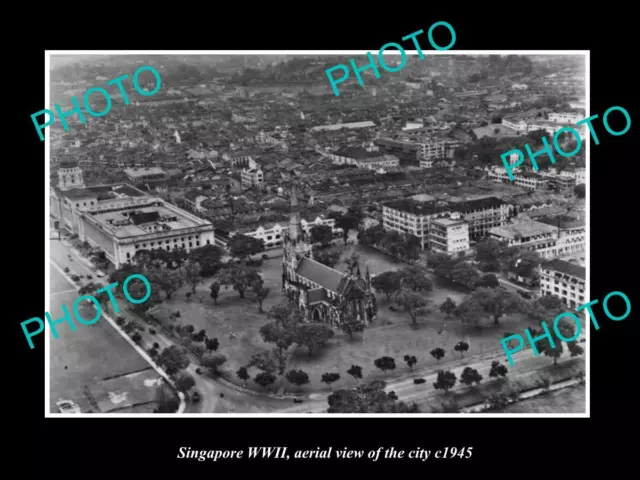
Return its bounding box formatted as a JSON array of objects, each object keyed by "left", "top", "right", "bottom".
[
  {"left": 86, "top": 274, "right": 92, "bottom": 280},
  {"left": 413, "top": 378, "right": 426, "bottom": 385},
  {"left": 262, "top": 254, "right": 269, "bottom": 260},
  {"left": 293, "top": 398, "right": 304, "bottom": 404},
  {"left": 195, "top": 368, "right": 203, "bottom": 375},
  {"left": 95, "top": 270, "right": 105, "bottom": 278},
  {"left": 56, "top": 400, "right": 81, "bottom": 414}
]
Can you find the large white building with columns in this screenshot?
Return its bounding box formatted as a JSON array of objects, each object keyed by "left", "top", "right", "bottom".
[{"left": 51, "top": 162, "right": 215, "bottom": 267}]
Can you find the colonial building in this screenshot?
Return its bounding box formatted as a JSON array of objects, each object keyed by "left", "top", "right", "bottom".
[
  {"left": 539, "top": 259, "right": 586, "bottom": 309},
  {"left": 282, "top": 187, "right": 377, "bottom": 326}
]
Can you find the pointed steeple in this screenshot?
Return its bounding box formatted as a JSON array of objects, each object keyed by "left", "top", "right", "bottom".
[
  {"left": 289, "top": 185, "right": 302, "bottom": 242},
  {"left": 365, "top": 265, "right": 371, "bottom": 286},
  {"left": 356, "top": 262, "right": 362, "bottom": 278}
]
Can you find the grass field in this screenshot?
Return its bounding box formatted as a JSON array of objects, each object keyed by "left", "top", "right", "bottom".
[{"left": 146, "top": 245, "right": 540, "bottom": 394}]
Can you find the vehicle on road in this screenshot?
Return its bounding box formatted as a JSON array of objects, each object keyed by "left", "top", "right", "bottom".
[
  {"left": 96, "top": 270, "right": 105, "bottom": 278},
  {"left": 293, "top": 398, "right": 303, "bottom": 404},
  {"left": 56, "top": 400, "right": 81, "bottom": 413},
  {"left": 195, "top": 368, "right": 203, "bottom": 375},
  {"left": 262, "top": 254, "right": 269, "bottom": 260}
]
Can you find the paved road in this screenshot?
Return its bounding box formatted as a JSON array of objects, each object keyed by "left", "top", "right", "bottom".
[
  {"left": 275, "top": 347, "right": 574, "bottom": 413},
  {"left": 48, "top": 236, "right": 159, "bottom": 413}
]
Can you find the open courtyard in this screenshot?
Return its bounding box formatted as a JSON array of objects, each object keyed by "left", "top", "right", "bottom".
[{"left": 146, "top": 244, "right": 540, "bottom": 394}]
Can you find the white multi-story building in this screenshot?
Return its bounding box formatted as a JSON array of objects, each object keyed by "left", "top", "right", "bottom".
[
  {"left": 382, "top": 199, "right": 451, "bottom": 250},
  {"left": 417, "top": 138, "right": 459, "bottom": 162},
  {"left": 488, "top": 220, "right": 559, "bottom": 260},
  {"left": 449, "top": 196, "right": 511, "bottom": 241},
  {"left": 548, "top": 112, "right": 584, "bottom": 124},
  {"left": 241, "top": 168, "right": 264, "bottom": 188},
  {"left": 240, "top": 216, "right": 341, "bottom": 250},
  {"left": 539, "top": 259, "right": 586, "bottom": 309},
  {"left": 488, "top": 168, "right": 548, "bottom": 191},
  {"left": 325, "top": 146, "right": 399, "bottom": 170},
  {"left": 560, "top": 168, "right": 586, "bottom": 184},
  {"left": 428, "top": 213, "right": 470, "bottom": 256}
]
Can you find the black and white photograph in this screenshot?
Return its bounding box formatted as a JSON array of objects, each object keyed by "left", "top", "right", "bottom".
[{"left": 45, "top": 52, "right": 589, "bottom": 416}]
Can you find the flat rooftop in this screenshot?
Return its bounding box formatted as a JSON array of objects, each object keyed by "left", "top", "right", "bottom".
[
  {"left": 489, "top": 219, "right": 557, "bottom": 239},
  {"left": 384, "top": 198, "right": 450, "bottom": 216},
  {"left": 89, "top": 203, "right": 206, "bottom": 239},
  {"left": 432, "top": 217, "right": 466, "bottom": 227},
  {"left": 124, "top": 167, "right": 167, "bottom": 178}
]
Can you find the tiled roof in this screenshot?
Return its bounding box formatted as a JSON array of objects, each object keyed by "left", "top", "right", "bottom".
[
  {"left": 542, "top": 259, "right": 585, "bottom": 280},
  {"left": 296, "top": 257, "right": 346, "bottom": 293}
]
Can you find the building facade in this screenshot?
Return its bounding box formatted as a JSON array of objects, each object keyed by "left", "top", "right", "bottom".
[
  {"left": 282, "top": 187, "right": 377, "bottom": 326},
  {"left": 241, "top": 168, "right": 264, "bottom": 188},
  {"left": 539, "top": 259, "right": 586, "bottom": 309},
  {"left": 382, "top": 199, "right": 451, "bottom": 250},
  {"left": 450, "top": 197, "right": 511, "bottom": 241},
  {"left": 489, "top": 168, "right": 549, "bottom": 190},
  {"left": 428, "top": 214, "right": 470, "bottom": 256}
]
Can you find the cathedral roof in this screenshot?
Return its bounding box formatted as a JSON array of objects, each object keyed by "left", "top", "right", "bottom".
[
  {"left": 296, "top": 257, "right": 347, "bottom": 293},
  {"left": 307, "top": 288, "right": 328, "bottom": 304}
]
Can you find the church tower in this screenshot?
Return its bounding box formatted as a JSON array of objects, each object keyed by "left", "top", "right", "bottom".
[
  {"left": 58, "top": 160, "right": 85, "bottom": 191},
  {"left": 282, "top": 185, "right": 312, "bottom": 288}
]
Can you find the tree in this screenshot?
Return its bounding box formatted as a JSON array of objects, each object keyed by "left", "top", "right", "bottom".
[
  {"left": 294, "top": 323, "right": 335, "bottom": 356},
  {"left": 260, "top": 321, "right": 295, "bottom": 351},
  {"left": 191, "top": 328, "right": 207, "bottom": 343},
  {"left": 217, "top": 265, "right": 262, "bottom": 300},
  {"left": 189, "top": 244, "right": 224, "bottom": 276},
  {"left": 450, "top": 262, "right": 480, "bottom": 289},
  {"left": 327, "top": 380, "right": 420, "bottom": 413},
  {"left": 201, "top": 353, "right": 227, "bottom": 376},
  {"left": 489, "top": 361, "right": 508, "bottom": 381},
  {"left": 458, "top": 288, "right": 524, "bottom": 326},
  {"left": 542, "top": 339, "right": 564, "bottom": 365},
  {"left": 430, "top": 348, "right": 445, "bottom": 364},
  {"left": 474, "top": 274, "right": 500, "bottom": 289},
  {"left": 398, "top": 266, "right": 433, "bottom": 292},
  {"left": 439, "top": 297, "right": 457, "bottom": 318},
  {"left": 131, "top": 332, "right": 142, "bottom": 344},
  {"left": 148, "top": 267, "right": 184, "bottom": 300},
  {"left": 209, "top": 281, "right": 221, "bottom": 305},
  {"left": 404, "top": 354, "right": 417, "bottom": 370},
  {"left": 310, "top": 224, "right": 334, "bottom": 246},
  {"left": 183, "top": 260, "right": 202, "bottom": 294},
  {"left": 331, "top": 211, "right": 360, "bottom": 242},
  {"left": 228, "top": 233, "right": 265, "bottom": 260},
  {"left": 205, "top": 337, "right": 219, "bottom": 352},
  {"left": 314, "top": 249, "right": 341, "bottom": 268},
  {"left": 374, "top": 356, "right": 396, "bottom": 376},
  {"left": 433, "top": 370, "right": 457, "bottom": 394},
  {"left": 254, "top": 371, "right": 276, "bottom": 391},
  {"left": 371, "top": 271, "right": 402, "bottom": 300},
  {"left": 454, "top": 341, "right": 469, "bottom": 358},
  {"left": 486, "top": 393, "right": 510, "bottom": 410},
  {"left": 347, "top": 365, "right": 363, "bottom": 384},
  {"left": 321, "top": 372, "right": 341, "bottom": 390},
  {"left": 345, "top": 253, "right": 360, "bottom": 275},
  {"left": 285, "top": 369, "right": 310, "bottom": 392},
  {"left": 156, "top": 346, "right": 190, "bottom": 376},
  {"left": 236, "top": 366, "right": 250, "bottom": 386},
  {"left": 508, "top": 251, "right": 541, "bottom": 280},
  {"left": 339, "top": 318, "right": 365, "bottom": 339},
  {"left": 175, "top": 373, "right": 195, "bottom": 392},
  {"left": 460, "top": 367, "right": 483, "bottom": 387},
  {"left": 574, "top": 183, "right": 585, "bottom": 198},
  {"left": 393, "top": 289, "right": 431, "bottom": 326},
  {"left": 251, "top": 282, "right": 270, "bottom": 313},
  {"left": 247, "top": 351, "right": 277, "bottom": 375},
  {"left": 568, "top": 341, "right": 584, "bottom": 358}
]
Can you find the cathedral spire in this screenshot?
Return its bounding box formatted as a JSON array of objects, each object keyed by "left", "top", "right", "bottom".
[
  {"left": 356, "top": 262, "right": 361, "bottom": 278},
  {"left": 365, "top": 265, "right": 371, "bottom": 286},
  {"left": 289, "top": 185, "right": 303, "bottom": 242}
]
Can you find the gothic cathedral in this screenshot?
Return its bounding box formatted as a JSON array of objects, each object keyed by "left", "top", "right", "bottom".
[{"left": 282, "top": 186, "right": 377, "bottom": 326}]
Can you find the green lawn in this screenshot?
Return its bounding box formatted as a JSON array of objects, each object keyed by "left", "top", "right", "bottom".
[{"left": 142, "top": 248, "right": 539, "bottom": 395}]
